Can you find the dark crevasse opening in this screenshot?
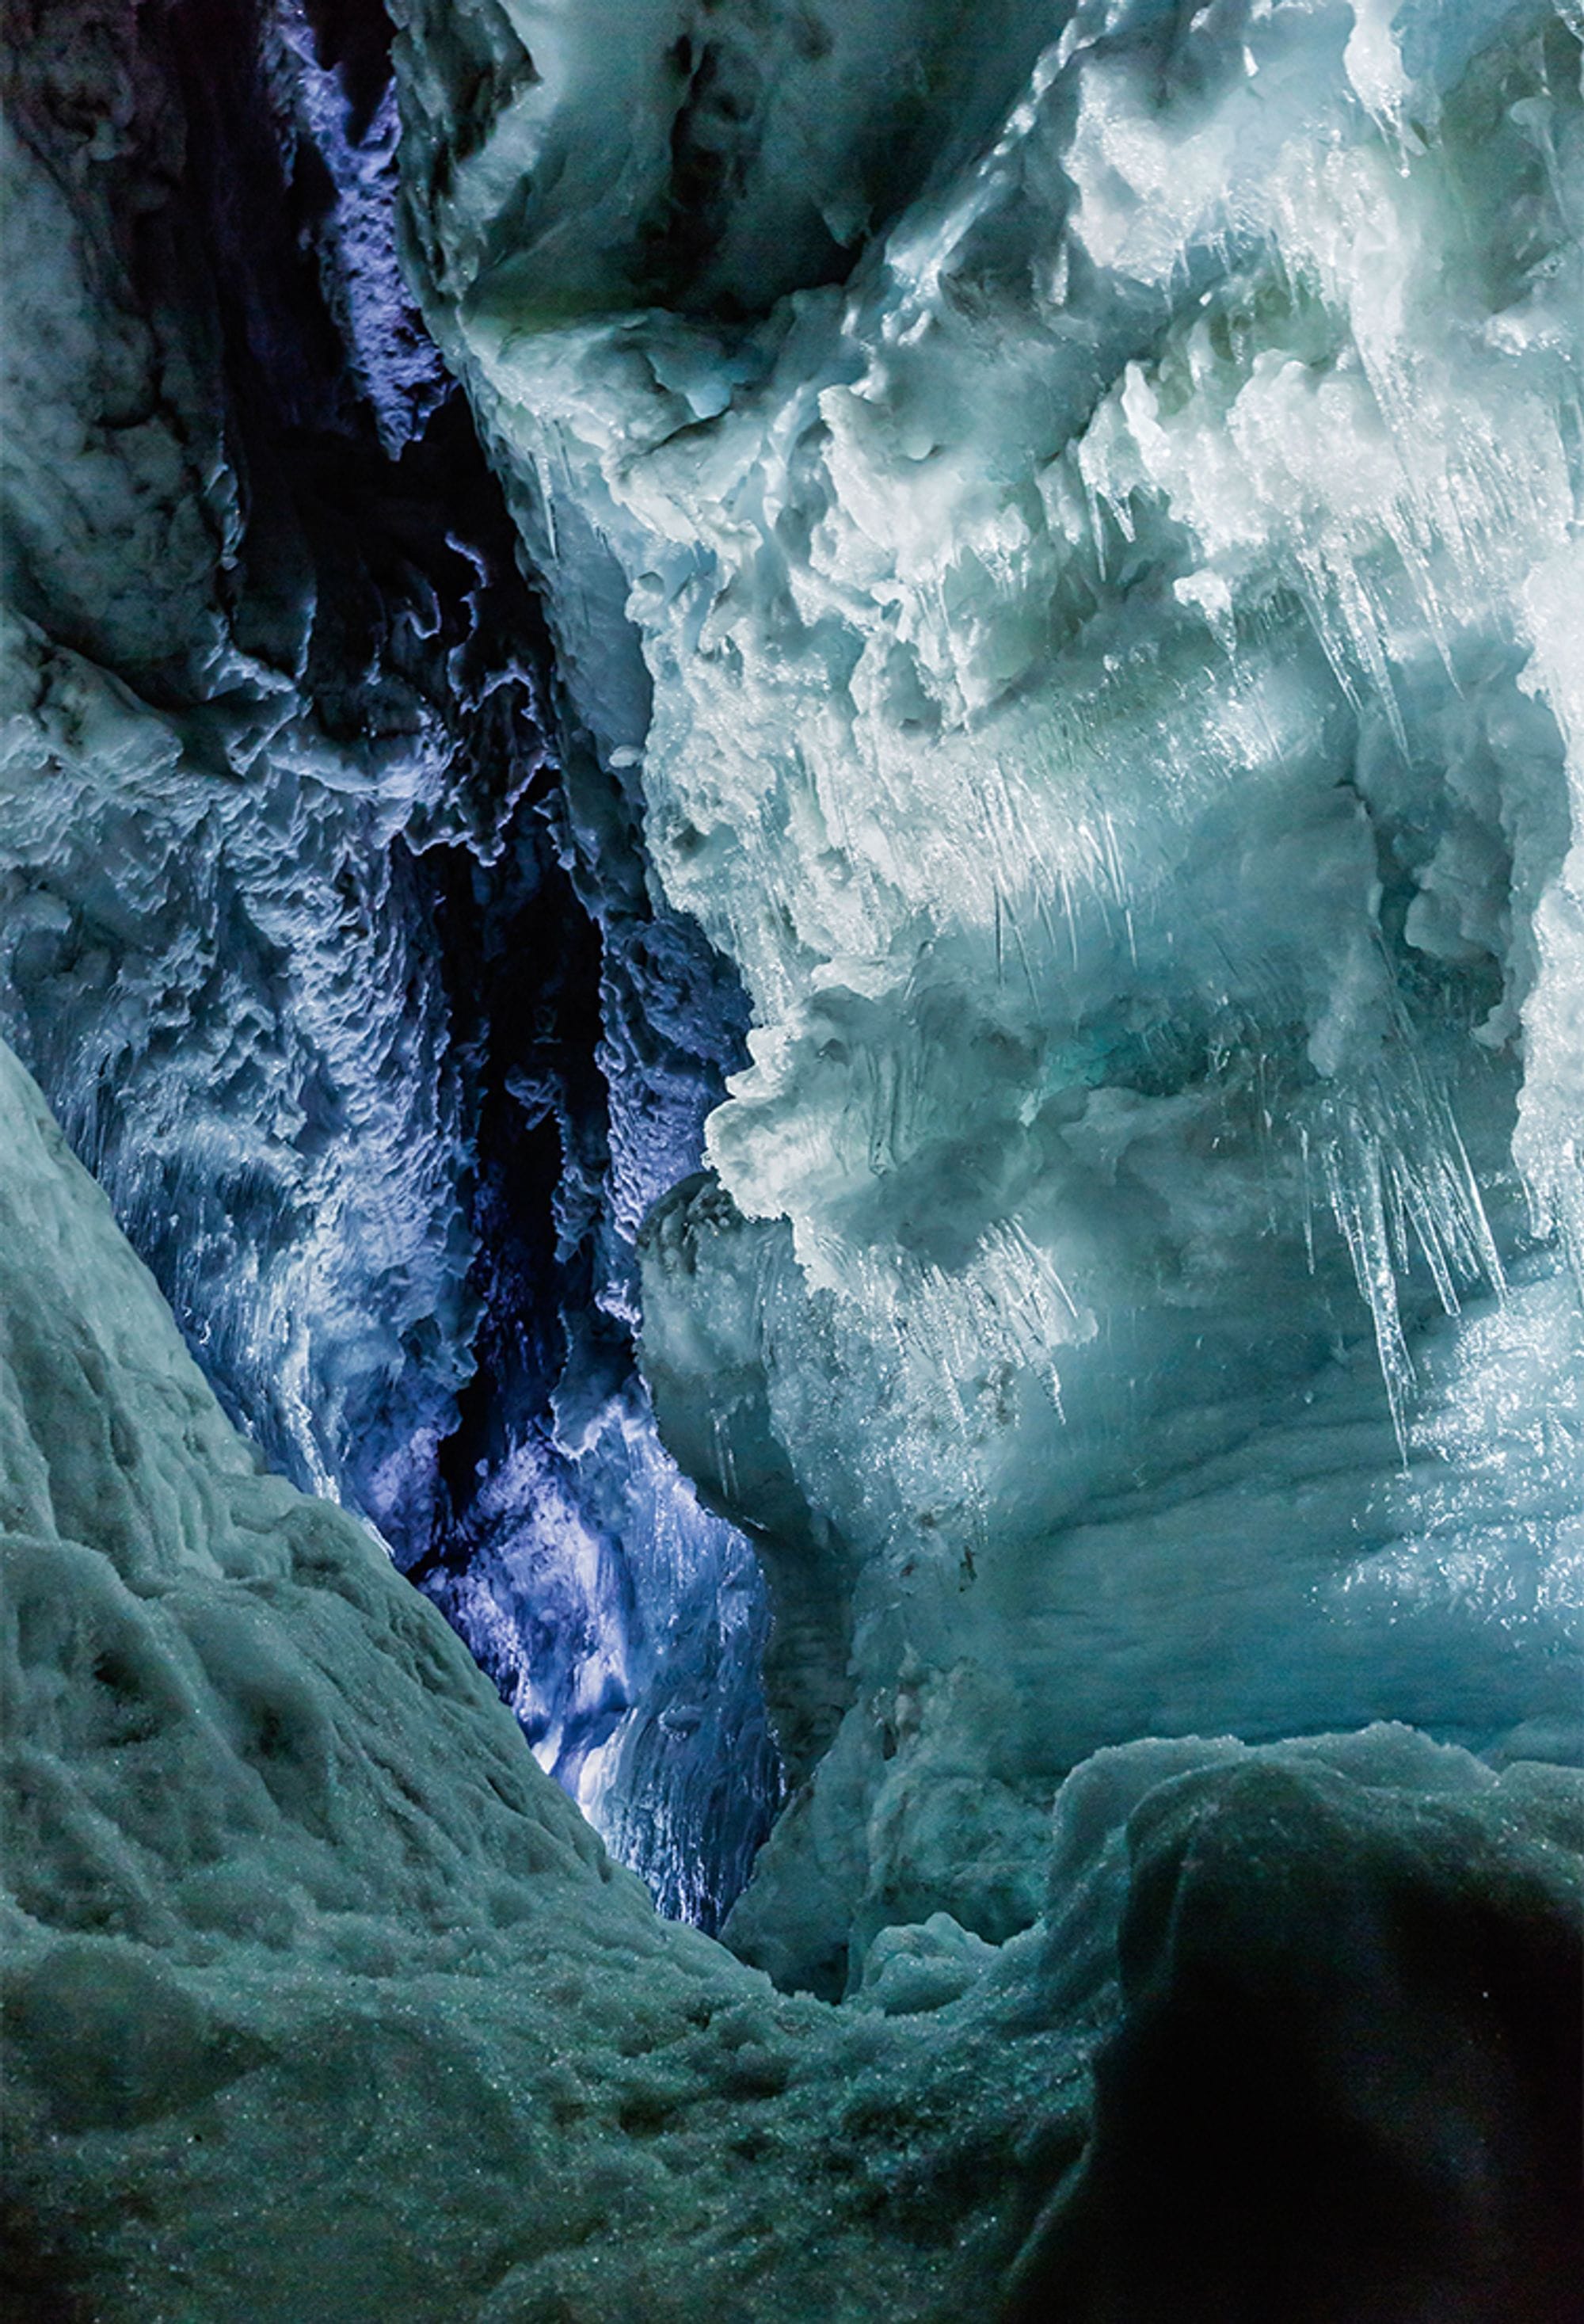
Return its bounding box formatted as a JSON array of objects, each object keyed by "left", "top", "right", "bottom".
[
  {"left": 405, "top": 742, "right": 780, "bottom": 1927},
  {"left": 0, "top": 0, "right": 779, "bottom": 1927}
]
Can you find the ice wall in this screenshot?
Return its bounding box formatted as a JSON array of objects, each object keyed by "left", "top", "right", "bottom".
[
  {"left": 2, "top": 1032, "right": 1578, "bottom": 2320},
  {"left": 389, "top": 0, "right": 1584, "bottom": 1989},
  {"left": 0, "top": 0, "right": 777, "bottom": 1922}
]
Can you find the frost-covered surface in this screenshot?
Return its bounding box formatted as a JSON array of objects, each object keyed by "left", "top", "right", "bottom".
[
  {"left": 2, "top": 1034, "right": 1579, "bottom": 2319},
  {"left": 390, "top": 0, "right": 1584, "bottom": 1989},
  {"left": 0, "top": 0, "right": 777, "bottom": 1922}
]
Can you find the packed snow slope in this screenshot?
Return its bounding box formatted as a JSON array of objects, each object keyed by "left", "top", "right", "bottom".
[
  {"left": 389, "top": 0, "right": 1584, "bottom": 1992},
  {"left": 2, "top": 1033, "right": 1580, "bottom": 2321}
]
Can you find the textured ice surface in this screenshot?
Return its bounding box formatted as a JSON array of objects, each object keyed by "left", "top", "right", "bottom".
[
  {"left": 390, "top": 0, "right": 1584, "bottom": 1987},
  {"left": 0, "top": 0, "right": 775, "bottom": 1922},
  {"left": 6, "top": 3, "right": 1581, "bottom": 2306},
  {"left": 0, "top": 0, "right": 539, "bottom": 1535},
  {"left": 2, "top": 1034, "right": 1578, "bottom": 2319}
]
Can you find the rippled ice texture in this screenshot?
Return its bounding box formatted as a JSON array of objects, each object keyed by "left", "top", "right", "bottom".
[
  {"left": 390, "top": 0, "right": 1584, "bottom": 1988},
  {"left": 0, "top": 0, "right": 775, "bottom": 1926}
]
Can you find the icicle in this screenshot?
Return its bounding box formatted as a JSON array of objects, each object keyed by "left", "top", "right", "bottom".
[{"left": 1323, "top": 1126, "right": 1414, "bottom": 1462}]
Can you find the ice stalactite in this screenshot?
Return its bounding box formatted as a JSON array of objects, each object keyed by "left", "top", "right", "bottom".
[{"left": 389, "top": 0, "right": 1584, "bottom": 1991}]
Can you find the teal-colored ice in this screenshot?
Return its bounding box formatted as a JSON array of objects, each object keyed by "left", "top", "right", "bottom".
[
  {"left": 2, "top": 1034, "right": 1578, "bottom": 2318},
  {"left": 3, "top": 0, "right": 1583, "bottom": 2311},
  {"left": 388, "top": 0, "right": 1584, "bottom": 1989}
]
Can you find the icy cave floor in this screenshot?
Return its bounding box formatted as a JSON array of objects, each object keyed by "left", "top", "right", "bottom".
[{"left": 2, "top": 1034, "right": 1580, "bottom": 2322}]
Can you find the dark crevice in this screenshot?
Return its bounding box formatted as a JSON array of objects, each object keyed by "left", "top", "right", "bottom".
[{"left": 1, "top": 0, "right": 777, "bottom": 1927}]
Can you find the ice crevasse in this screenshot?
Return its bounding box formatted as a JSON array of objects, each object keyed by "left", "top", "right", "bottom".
[
  {"left": 386, "top": 0, "right": 1584, "bottom": 1992},
  {"left": 0, "top": 0, "right": 779, "bottom": 1927}
]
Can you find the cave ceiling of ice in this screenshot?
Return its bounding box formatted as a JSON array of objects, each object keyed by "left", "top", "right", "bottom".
[{"left": 3, "top": 0, "right": 1582, "bottom": 1988}]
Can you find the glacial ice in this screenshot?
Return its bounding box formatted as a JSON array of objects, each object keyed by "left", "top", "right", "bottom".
[
  {"left": 390, "top": 0, "right": 1584, "bottom": 1988},
  {"left": 4, "top": 0, "right": 1584, "bottom": 2307},
  {"left": 1, "top": 1031, "right": 1578, "bottom": 2317},
  {"left": 0, "top": 0, "right": 776, "bottom": 1922}
]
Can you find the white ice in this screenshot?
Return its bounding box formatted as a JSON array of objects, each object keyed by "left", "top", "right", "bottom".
[{"left": 390, "top": 0, "right": 1584, "bottom": 1985}]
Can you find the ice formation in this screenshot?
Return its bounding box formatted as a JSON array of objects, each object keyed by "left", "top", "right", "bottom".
[
  {"left": 389, "top": 0, "right": 1584, "bottom": 1990},
  {"left": 2, "top": 1033, "right": 1578, "bottom": 2317},
  {"left": 0, "top": 0, "right": 777, "bottom": 1923},
  {"left": 3, "top": 0, "right": 1584, "bottom": 2311}
]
